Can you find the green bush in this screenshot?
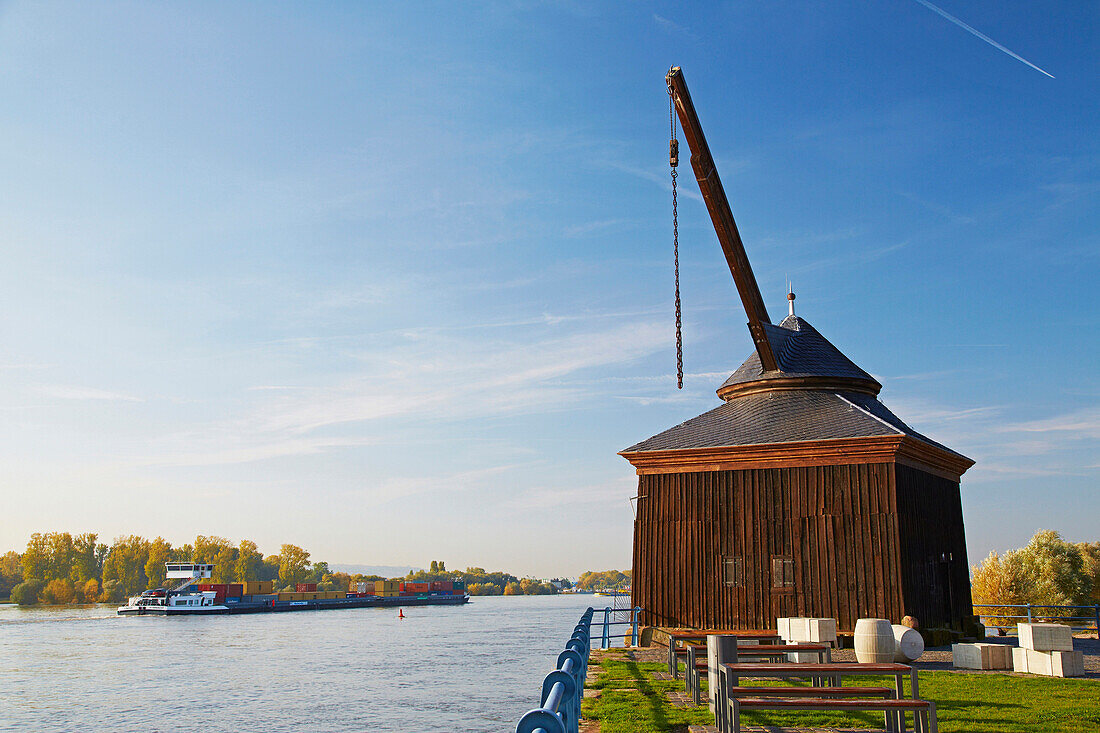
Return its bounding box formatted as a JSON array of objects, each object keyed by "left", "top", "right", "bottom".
[{"left": 10, "top": 578, "right": 45, "bottom": 605}]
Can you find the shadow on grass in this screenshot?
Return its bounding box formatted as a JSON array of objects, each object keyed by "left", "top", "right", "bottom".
[{"left": 625, "top": 660, "right": 675, "bottom": 730}]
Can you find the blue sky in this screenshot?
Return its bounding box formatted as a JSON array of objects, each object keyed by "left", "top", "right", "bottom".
[{"left": 1, "top": 2, "right": 1096, "bottom": 577}]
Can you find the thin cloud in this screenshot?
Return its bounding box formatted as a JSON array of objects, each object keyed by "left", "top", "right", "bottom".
[
  {"left": 997, "top": 407, "right": 1100, "bottom": 439},
  {"left": 129, "top": 317, "right": 672, "bottom": 469},
  {"left": 653, "top": 14, "right": 695, "bottom": 40},
  {"left": 602, "top": 161, "right": 703, "bottom": 202},
  {"left": 563, "top": 218, "right": 631, "bottom": 237},
  {"left": 912, "top": 0, "right": 1055, "bottom": 78},
  {"left": 37, "top": 385, "right": 143, "bottom": 402}
]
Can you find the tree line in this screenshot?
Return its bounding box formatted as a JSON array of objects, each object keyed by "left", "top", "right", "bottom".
[
  {"left": 0, "top": 536, "right": 575, "bottom": 605},
  {"left": 399, "top": 560, "right": 564, "bottom": 595},
  {"left": 574, "top": 569, "right": 631, "bottom": 591},
  {"left": 971, "top": 530, "right": 1099, "bottom": 627}
]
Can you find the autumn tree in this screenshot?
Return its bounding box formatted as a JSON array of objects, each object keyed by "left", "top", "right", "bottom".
[
  {"left": 1074, "top": 541, "right": 1100, "bottom": 604},
  {"left": 971, "top": 551, "right": 1026, "bottom": 628},
  {"left": 278, "top": 544, "right": 311, "bottom": 588},
  {"left": 21, "top": 533, "right": 51, "bottom": 581},
  {"left": 235, "top": 540, "right": 264, "bottom": 583},
  {"left": 576, "top": 570, "right": 631, "bottom": 591},
  {"left": 145, "top": 537, "right": 173, "bottom": 588},
  {"left": 81, "top": 578, "right": 100, "bottom": 603},
  {"left": 1014, "top": 530, "right": 1092, "bottom": 608},
  {"left": 70, "top": 533, "right": 100, "bottom": 584},
  {"left": 42, "top": 578, "right": 75, "bottom": 604},
  {"left": 261, "top": 555, "right": 282, "bottom": 582},
  {"left": 98, "top": 579, "right": 125, "bottom": 603},
  {"left": 0, "top": 551, "right": 22, "bottom": 598},
  {"left": 101, "top": 535, "right": 151, "bottom": 595}
]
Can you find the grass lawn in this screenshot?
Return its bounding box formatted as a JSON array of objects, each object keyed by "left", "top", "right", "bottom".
[{"left": 582, "top": 651, "right": 1100, "bottom": 733}]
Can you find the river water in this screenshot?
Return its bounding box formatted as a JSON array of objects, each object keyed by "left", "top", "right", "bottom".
[{"left": 0, "top": 594, "right": 605, "bottom": 732}]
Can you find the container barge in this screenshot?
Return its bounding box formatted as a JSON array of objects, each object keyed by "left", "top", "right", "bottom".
[{"left": 118, "top": 563, "right": 468, "bottom": 616}]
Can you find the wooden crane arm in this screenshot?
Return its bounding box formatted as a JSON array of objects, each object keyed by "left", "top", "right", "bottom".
[{"left": 666, "top": 66, "right": 778, "bottom": 372}]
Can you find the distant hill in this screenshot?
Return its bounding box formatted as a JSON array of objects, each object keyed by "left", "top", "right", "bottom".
[{"left": 329, "top": 564, "right": 420, "bottom": 578}]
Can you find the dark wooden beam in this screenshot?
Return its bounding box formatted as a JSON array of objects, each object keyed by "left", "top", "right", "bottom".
[{"left": 667, "top": 66, "right": 778, "bottom": 371}]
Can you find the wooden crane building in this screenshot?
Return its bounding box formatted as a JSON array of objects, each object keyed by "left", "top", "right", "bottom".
[{"left": 619, "top": 68, "right": 976, "bottom": 632}]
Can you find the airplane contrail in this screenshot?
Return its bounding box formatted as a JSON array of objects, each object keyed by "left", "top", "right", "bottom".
[{"left": 912, "top": 0, "right": 1055, "bottom": 79}]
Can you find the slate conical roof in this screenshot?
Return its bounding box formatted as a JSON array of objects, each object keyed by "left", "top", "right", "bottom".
[{"left": 716, "top": 314, "right": 881, "bottom": 400}]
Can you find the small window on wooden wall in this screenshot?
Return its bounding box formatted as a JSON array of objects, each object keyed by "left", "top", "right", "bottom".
[
  {"left": 722, "top": 556, "right": 743, "bottom": 587},
  {"left": 771, "top": 556, "right": 794, "bottom": 588}
]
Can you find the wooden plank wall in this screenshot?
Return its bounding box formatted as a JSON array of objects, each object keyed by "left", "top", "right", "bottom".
[
  {"left": 894, "top": 464, "right": 973, "bottom": 629},
  {"left": 632, "top": 464, "right": 907, "bottom": 629}
]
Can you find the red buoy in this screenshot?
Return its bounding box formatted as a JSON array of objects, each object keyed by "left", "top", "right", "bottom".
[{"left": 398, "top": 608, "right": 404, "bottom": 619}]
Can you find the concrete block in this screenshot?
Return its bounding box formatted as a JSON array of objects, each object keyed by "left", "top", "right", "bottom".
[
  {"left": 1018, "top": 622, "right": 1073, "bottom": 651},
  {"left": 1050, "top": 650, "right": 1085, "bottom": 677},
  {"left": 807, "top": 617, "right": 837, "bottom": 644},
  {"left": 1012, "top": 646, "right": 1029, "bottom": 673},
  {"left": 1012, "top": 648, "right": 1085, "bottom": 677},
  {"left": 991, "top": 644, "right": 1012, "bottom": 669},
  {"left": 777, "top": 616, "right": 837, "bottom": 644},
  {"left": 953, "top": 643, "right": 1012, "bottom": 670}
]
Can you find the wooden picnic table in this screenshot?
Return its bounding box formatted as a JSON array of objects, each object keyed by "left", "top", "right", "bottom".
[
  {"left": 684, "top": 643, "right": 832, "bottom": 704},
  {"left": 719, "top": 661, "right": 921, "bottom": 733},
  {"left": 666, "top": 630, "right": 783, "bottom": 678}
]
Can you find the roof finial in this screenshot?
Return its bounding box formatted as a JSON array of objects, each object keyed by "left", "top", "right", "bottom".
[{"left": 787, "top": 289, "right": 796, "bottom": 317}]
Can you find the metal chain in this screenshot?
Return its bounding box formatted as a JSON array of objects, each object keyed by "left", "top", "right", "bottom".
[{"left": 670, "top": 93, "right": 683, "bottom": 389}]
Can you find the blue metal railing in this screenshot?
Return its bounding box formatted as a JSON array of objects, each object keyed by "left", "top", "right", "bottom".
[
  {"left": 973, "top": 603, "right": 1100, "bottom": 633},
  {"left": 514, "top": 606, "right": 645, "bottom": 733},
  {"left": 594, "top": 605, "right": 642, "bottom": 649},
  {"left": 516, "top": 608, "right": 593, "bottom": 733}
]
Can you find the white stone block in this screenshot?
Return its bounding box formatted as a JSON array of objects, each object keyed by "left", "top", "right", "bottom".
[
  {"left": 1012, "top": 646, "right": 1029, "bottom": 673},
  {"left": 953, "top": 643, "right": 1012, "bottom": 670},
  {"left": 777, "top": 617, "right": 793, "bottom": 642},
  {"left": 1049, "top": 650, "right": 1085, "bottom": 677},
  {"left": 1018, "top": 623, "right": 1073, "bottom": 651},
  {"left": 1012, "top": 648, "right": 1085, "bottom": 677},
  {"left": 807, "top": 617, "right": 838, "bottom": 644}
]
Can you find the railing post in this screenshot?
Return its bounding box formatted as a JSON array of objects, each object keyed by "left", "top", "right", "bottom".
[
  {"left": 631, "top": 607, "right": 640, "bottom": 647},
  {"left": 602, "top": 607, "right": 610, "bottom": 649},
  {"left": 1094, "top": 604, "right": 1099, "bottom": 638},
  {"left": 1026, "top": 603, "right": 1033, "bottom": 623}
]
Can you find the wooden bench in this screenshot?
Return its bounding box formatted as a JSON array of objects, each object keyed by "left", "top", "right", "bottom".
[{"left": 726, "top": 697, "right": 937, "bottom": 733}]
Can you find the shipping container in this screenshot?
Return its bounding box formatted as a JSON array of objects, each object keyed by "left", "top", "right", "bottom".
[
  {"left": 430, "top": 581, "right": 452, "bottom": 592},
  {"left": 296, "top": 583, "right": 318, "bottom": 593},
  {"left": 242, "top": 581, "right": 274, "bottom": 595},
  {"left": 226, "top": 584, "right": 244, "bottom": 597}
]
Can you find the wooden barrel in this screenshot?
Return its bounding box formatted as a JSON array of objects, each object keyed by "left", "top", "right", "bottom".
[
  {"left": 854, "top": 618, "right": 895, "bottom": 663},
  {"left": 892, "top": 623, "right": 925, "bottom": 662}
]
